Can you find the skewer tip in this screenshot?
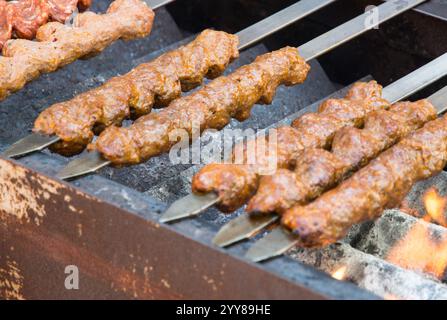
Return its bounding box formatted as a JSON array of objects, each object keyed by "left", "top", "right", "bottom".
[
  {"left": 2, "top": 133, "right": 60, "bottom": 158},
  {"left": 245, "top": 227, "right": 298, "bottom": 263},
  {"left": 56, "top": 151, "right": 111, "bottom": 180},
  {"left": 160, "top": 193, "right": 219, "bottom": 223},
  {"left": 213, "top": 214, "right": 278, "bottom": 248}
]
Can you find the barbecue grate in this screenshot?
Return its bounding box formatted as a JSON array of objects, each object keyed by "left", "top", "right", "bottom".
[{"left": 1, "top": 0, "right": 447, "bottom": 300}]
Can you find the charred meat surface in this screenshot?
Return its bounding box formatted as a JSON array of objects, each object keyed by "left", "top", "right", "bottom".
[
  {"left": 91, "top": 47, "right": 310, "bottom": 170},
  {"left": 282, "top": 114, "right": 447, "bottom": 248},
  {"left": 192, "top": 81, "right": 390, "bottom": 212},
  {"left": 247, "top": 100, "right": 437, "bottom": 214},
  {"left": 34, "top": 30, "right": 239, "bottom": 155},
  {"left": 0, "top": 0, "right": 153, "bottom": 101}
]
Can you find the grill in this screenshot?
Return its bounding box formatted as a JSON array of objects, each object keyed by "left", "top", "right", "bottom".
[{"left": 1, "top": 0, "right": 447, "bottom": 300}]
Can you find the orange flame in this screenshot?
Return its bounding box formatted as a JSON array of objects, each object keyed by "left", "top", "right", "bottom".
[
  {"left": 387, "top": 221, "right": 447, "bottom": 279},
  {"left": 331, "top": 266, "right": 347, "bottom": 280},
  {"left": 423, "top": 188, "right": 447, "bottom": 226},
  {"left": 384, "top": 294, "right": 400, "bottom": 301}
]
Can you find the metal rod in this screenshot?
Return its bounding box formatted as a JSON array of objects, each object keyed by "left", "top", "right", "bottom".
[
  {"left": 383, "top": 53, "right": 447, "bottom": 104},
  {"left": 237, "top": 0, "right": 337, "bottom": 50},
  {"left": 299, "top": 0, "right": 427, "bottom": 61},
  {"left": 146, "top": 0, "right": 175, "bottom": 10},
  {"left": 428, "top": 85, "right": 447, "bottom": 114}
]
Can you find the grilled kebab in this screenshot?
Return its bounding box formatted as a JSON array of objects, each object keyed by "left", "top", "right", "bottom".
[
  {"left": 192, "top": 81, "right": 390, "bottom": 212},
  {"left": 0, "top": 0, "right": 153, "bottom": 101},
  {"left": 0, "top": 0, "right": 91, "bottom": 48},
  {"left": 246, "top": 99, "right": 437, "bottom": 214},
  {"left": 34, "top": 29, "right": 239, "bottom": 155},
  {"left": 281, "top": 113, "right": 447, "bottom": 247},
  {"left": 89, "top": 47, "right": 310, "bottom": 166}
]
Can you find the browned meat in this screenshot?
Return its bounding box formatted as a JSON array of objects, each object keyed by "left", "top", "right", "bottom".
[
  {"left": 247, "top": 100, "right": 437, "bottom": 214},
  {"left": 34, "top": 30, "right": 239, "bottom": 155},
  {"left": 282, "top": 113, "right": 447, "bottom": 248},
  {"left": 0, "top": 0, "right": 153, "bottom": 101},
  {"left": 10, "top": 0, "right": 50, "bottom": 39},
  {"left": 0, "top": 1, "right": 13, "bottom": 49},
  {"left": 192, "top": 81, "right": 390, "bottom": 212},
  {"left": 0, "top": 0, "right": 91, "bottom": 49},
  {"left": 91, "top": 47, "right": 310, "bottom": 184}
]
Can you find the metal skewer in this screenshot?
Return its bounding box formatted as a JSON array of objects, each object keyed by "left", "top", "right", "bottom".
[
  {"left": 213, "top": 51, "right": 447, "bottom": 248},
  {"left": 1, "top": 0, "right": 178, "bottom": 160},
  {"left": 159, "top": 0, "right": 427, "bottom": 223},
  {"left": 245, "top": 84, "right": 447, "bottom": 263},
  {"left": 3, "top": 0, "right": 336, "bottom": 164},
  {"left": 146, "top": 0, "right": 175, "bottom": 10}
]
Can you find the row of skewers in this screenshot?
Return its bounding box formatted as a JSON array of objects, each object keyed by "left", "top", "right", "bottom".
[{"left": 3, "top": 0, "right": 447, "bottom": 263}]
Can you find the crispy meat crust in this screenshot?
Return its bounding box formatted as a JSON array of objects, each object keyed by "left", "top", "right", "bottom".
[
  {"left": 282, "top": 113, "right": 447, "bottom": 248},
  {"left": 247, "top": 100, "right": 436, "bottom": 214},
  {"left": 92, "top": 47, "right": 310, "bottom": 184},
  {"left": 192, "top": 81, "right": 390, "bottom": 212},
  {"left": 34, "top": 29, "right": 239, "bottom": 155}
]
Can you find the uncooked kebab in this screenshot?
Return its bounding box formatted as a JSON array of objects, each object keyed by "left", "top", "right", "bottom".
[
  {"left": 191, "top": 81, "right": 390, "bottom": 212},
  {"left": 281, "top": 110, "right": 447, "bottom": 248},
  {"left": 246, "top": 99, "right": 437, "bottom": 215},
  {"left": 0, "top": 0, "right": 92, "bottom": 48},
  {"left": 0, "top": 0, "right": 154, "bottom": 101}
]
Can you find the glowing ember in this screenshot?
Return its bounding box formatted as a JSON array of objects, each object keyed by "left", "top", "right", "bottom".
[
  {"left": 423, "top": 188, "right": 447, "bottom": 226},
  {"left": 331, "top": 266, "right": 347, "bottom": 280},
  {"left": 387, "top": 221, "right": 447, "bottom": 279}
]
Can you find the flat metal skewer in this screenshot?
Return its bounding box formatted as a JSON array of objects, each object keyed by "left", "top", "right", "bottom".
[
  {"left": 146, "top": 0, "right": 175, "bottom": 10},
  {"left": 160, "top": 0, "right": 427, "bottom": 224},
  {"left": 245, "top": 85, "right": 447, "bottom": 263},
  {"left": 212, "top": 51, "right": 447, "bottom": 247},
  {"left": 56, "top": 151, "right": 111, "bottom": 180},
  {"left": 3, "top": 0, "right": 336, "bottom": 170},
  {"left": 2, "top": 133, "right": 60, "bottom": 158}
]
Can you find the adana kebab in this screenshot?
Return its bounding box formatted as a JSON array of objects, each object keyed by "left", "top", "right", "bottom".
[
  {"left": 0, "top": 0, "right": 91, "bottom": 48},
  {"left": 56, "top": 0, "right": 426, "bottom": 180},
  {"left": 160, "top": 0, "right": 427, "bottom": 223},
  {"left": 5, "top": 0, "right": 336, "bottom": 159},
  {"left": 246, "top": 100, "right": 436, "bottom": 215},
  {"left": 213, "top": 53, "right": 447, "bottom": 248},
  {"left": 283, "top": 100, "right": 447, "bottom": 247},
  {"left": 0, "top": 0, "right": 154, "bottom": 101},
  {"left": 35, "top": 29, "right": 239, "bottom": 155},
  {"left": 90, "top": 47, "right": 310, "bottom": 164},
  {"left": 192, "top": 81, "right": 389, "bottom": 213},
  {"left": 245, "top": 85, "right": 447, "bottom": 262}
]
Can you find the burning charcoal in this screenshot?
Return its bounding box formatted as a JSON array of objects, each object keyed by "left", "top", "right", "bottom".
[
  {"left": 348, "top": 210, "right": 447, "bottom": 283},
  {"left": 287, "top": 242, "right": 447, "bottom": 300}
]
